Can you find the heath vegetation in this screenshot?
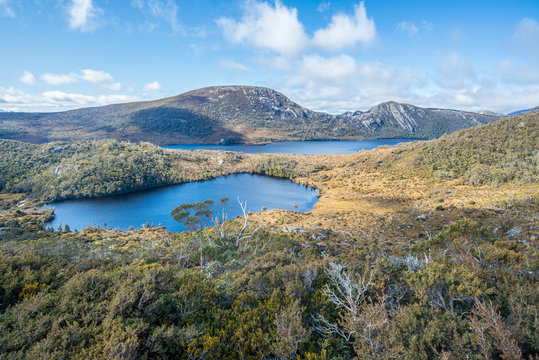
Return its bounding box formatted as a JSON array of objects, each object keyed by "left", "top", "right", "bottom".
[{"left": 0, "top": 112, "right": 537, "bottom": 359}]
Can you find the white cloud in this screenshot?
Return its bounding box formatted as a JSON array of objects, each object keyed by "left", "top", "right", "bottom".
[
  {"left": 217, "top": 0, "right": 308, "bottom": 56},
  {"left": 42, "top": 90, "right": 95, "bottom": 104},
  {"left": 80, "top": 69, "right": 113, "bottom": 83},
  {"left": 144, "top": 80, "right": 165, "bottom": 91},
  {"left": 279, "top": 53, "right": 539, "bottom": 113},
  {"left": 42, "top": 91, "right": 136, "bottom": 107},
  {"left": 0, "top": 0, "right": 15, "bottom": 17},
  {"left": 356, "top": 61, "right": 421, "bottom": 98},
  {"left": 0, "top": 87, "right": 138, "bottom": 112},
  {"left": 426, "top": 86, "right": 539, "bottom": 114},
  {"left": 103, "top": 82, "right": 123, "bottom": 91},
  {"left": 317, "top": 1, "right": 331, "bottom": 12},
  {"left": 512, "top": 17, "right": 539, "bottom": 45},
  {"left": 218, "top": 1, "right": 376, "bottom": 55},
  {"left": 285, "top": 54, "right": 359, "bottom": 111},
  {"left": 284, "top": 55, "right": 421, "bottom": 113},
  {"left": 39, "top": 69, "right": 116, "bottom": 86},
  {"left": 68, "top": 0, "right": 102, "bottom": 32},
  {"left": 421, "top": 20, "right": 433, "bottom": 32},
  {"left": 95, "top": 94, "right": 137, "bottom": 105},
  {"left": 19, "top": 71, "right": 36, "bottom": 85},
  {"left": 396, "top": 21, "right": 418, "bottom": 37},
  {"left": 312, "top": 1, "right": 376, "bottom": 51},
  {"left": 291, "top": 54, "right": 357, "bottom": 83},
  {"left": 219, "top": 60, "right": 252, "bottom": 72},
  {"left": 41, "top": 72, "right": 80, "bottom": 85},
  {"left": 131, "top": 0, "right": 181, "bottom": 33},
  {"left": 496, "top": 59, "right": 539, "bottom": 85},
  {"left": 436, "top": 53, "right": 475, "bottom": 89}
]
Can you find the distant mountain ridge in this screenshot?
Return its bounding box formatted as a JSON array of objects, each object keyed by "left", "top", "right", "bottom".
[
  {"left": 0, "top": 85, "right": 503, "bottom": 145},
  {"left": 507, "top": 106, "right": 539, "bottom": 116}
]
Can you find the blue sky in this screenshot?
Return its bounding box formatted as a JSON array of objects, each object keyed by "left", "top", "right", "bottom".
[{"left": 0, "top": 0, "right": 538, "bottom": 113}]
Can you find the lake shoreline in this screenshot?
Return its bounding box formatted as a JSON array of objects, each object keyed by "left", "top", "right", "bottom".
[
  {"left": 44, "top": 173, "right": 320, "bottom": 232},
  {"left": 164, "top": 138, "right": 421, "bottom": 155}
]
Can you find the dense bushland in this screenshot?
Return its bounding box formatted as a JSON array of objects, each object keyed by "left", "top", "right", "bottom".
[
  {"left": 413, "top": 112, "right": 538, "bottom": 185},
  {"left": 0, "top": 113, "right": 537, "bottom": 359},
  {"left": 0, "top": 140, "right": 176, "bottom": 201},
  {"left": 0, "top": 209, "right": 536, "bottom": 359}
]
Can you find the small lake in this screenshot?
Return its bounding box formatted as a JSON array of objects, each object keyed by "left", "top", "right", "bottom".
[
  {"left": 164, "top": 139, "right": 418, "bottom": 155},
  {"left": 45, "top": 174, "right": 318, "bottom": 232}
]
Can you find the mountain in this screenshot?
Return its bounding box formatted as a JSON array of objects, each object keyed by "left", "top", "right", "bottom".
[
  {"left": 0, "top": 85, "right": 502, "bottom": 145},
  {"left": 478, "top": 110, "right": 503, "bottom": 116},
  {"left": 507, "top": 106, "right": 539, "bottom": 116}
]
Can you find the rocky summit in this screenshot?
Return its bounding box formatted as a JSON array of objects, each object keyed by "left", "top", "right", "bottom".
[{"left": 0, "top": 85, "right": 502, "bottom": 145}]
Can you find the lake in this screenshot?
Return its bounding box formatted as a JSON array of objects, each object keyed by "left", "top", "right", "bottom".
[
  {"left": 45, "top": 174, "right": 318, "bottom": 232},
  {"left": 164, "top": 139, "right": 419, "bottom": 155}
]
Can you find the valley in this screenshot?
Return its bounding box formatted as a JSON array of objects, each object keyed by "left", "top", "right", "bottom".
[
  {"left": 0, "top": 110, "right": 537, "bottom": 359},
  {"left": 2, "top": 2, "right": 537, "bottom": 358}
]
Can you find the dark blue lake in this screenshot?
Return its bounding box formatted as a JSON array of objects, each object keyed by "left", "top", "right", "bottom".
[
  {"left": 45, "top": 174, "right": 318, "bottom": 232},
  {"left": 164, "top": 139, "right": 418, "bottom": 155}
]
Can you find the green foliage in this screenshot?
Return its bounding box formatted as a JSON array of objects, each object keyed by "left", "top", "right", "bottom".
[
  {"left": 0, "top": 211, "right": 536, "bottom": 359},
  {"left": 412, "top": 112, "right": 538, "bottom": 185},
  {"left": 388, "top": 304, "right": 476, "bottom": 359},
  {"left": 0, "top": 139, "right": 177, "bottom": 201},
  {"left": 272, "top": 299, "right": 310, "bottom": 359},
  {"left": 411, "top": 219, "right": 492, "bottom": 254},
  {"left": 130, "top": 107, "right": 215, "bottom": 137},
  {"left": 0, "top": 113, "right": 537, "bottom": 358},
  {"left": 171, "top": 199, "right": 214, "bottom": 230},
  {"left": 255, "top": 156, "right": 298, "bottom": 178},
  {"left": 405, "top": 258, "right": 488, "bottom": 314}
]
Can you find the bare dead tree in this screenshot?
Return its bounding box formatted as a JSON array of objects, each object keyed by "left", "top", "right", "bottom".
[
  {"left": 323, "top": 262, "right": 375, "bottom": 317},
  {"left": 213, "top": 197, "right": 230, "bottom": 244},
  {"left": 235, "top": 197, "right": 263, "bottom": 248},
  {"left": 313, "top": 262, "right": 375, "bottom": 340},
  {"left": 470, "top": 296, "right": 522, "bottom": 360}
]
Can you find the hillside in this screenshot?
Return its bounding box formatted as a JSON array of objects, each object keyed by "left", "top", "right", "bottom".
[
  {"left": 0, "top": 113, "right": 537, "bottom": 359},
  {"left": 0, "top": 86, "right": 501, "bottom": 145},
  {"left": 1, "top": 112, "right": 536, "bottom": 205},
  {"left": 412, "top": 110, "right": 538, "bottom": 185}
]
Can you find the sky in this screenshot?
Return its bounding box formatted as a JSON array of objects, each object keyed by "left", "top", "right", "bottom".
[{"left": 0, "top": 0, "right": 538, "bottom": 114}]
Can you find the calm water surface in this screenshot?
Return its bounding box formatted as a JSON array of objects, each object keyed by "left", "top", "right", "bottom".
[
  {"left": 45, "top": 174, "right": 318, "bottom": 232},
  {"left": 165, "top": 139, "right": 418, "bottom": 155}
]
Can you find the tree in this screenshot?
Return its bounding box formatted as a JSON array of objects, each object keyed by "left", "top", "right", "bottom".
[
  {"left": 471, "top": 296, "right": 522, "bottom": 360},
  {"left": 213, "top": 197, "right": 229, "bottom": 241},
  {"left": 272, "top": 299, "right": 310, "bottom": 359},
  {"left": 171, "top": 200, "right": 214, "bottom": 267},
  {"left": 313, "top": 262, "right": 375, "bottom": 341},
  {"left": 235, "top": 197, "right": 263, "bottom": 248},
  {"left": 171, "top": 199, "right": 214, "bottom": 231}
]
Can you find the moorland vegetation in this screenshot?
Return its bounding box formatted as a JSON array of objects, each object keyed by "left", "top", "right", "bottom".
[{"left": 0, "top": 112, "right": 537, "bottom": 359}]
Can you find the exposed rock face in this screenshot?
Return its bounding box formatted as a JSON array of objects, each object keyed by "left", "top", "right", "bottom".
[
  {"left": 0, "top": 85, "right": 503, "bottom": 145},
  {"left": 337, "top": 101, "right": 424, "bottom": 132}
]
